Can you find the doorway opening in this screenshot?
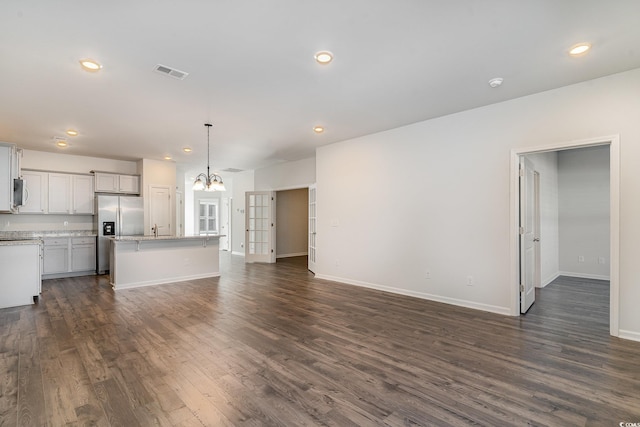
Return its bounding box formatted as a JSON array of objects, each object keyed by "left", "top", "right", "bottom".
[
  {"left": 244, "top": 185, "right": 315, "bottom": 272},
  {"left": 510, "top": 135, "right": 620, "bottom": 336}
]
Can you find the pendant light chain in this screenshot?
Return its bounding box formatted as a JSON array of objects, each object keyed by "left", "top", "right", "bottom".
[{"left": 193, "top": 123, "right": 226, "bottom": 192}]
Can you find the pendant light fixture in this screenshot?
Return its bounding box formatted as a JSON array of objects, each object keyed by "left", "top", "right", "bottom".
[{"left": 193, "top": 123, "right": 226, "bottom": 192}]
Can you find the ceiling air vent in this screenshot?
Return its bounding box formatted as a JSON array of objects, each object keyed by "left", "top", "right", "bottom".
[
  {"left": 222, "top": 168, "right": 244, "bottom": 173},
  {"left": 153, "top": 64, "right": 189, "bottom": 80}
]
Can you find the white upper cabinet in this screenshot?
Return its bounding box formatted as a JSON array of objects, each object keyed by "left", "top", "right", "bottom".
[
  {"left": 19, "top": 170, "right": 48, "bottom": 213},
  {"left": 72, "top": 175, "right": 94, "bottom": 214},
  {"left": 94, "top": 172, "right": 140, "bottom": 194},
  {"left": 21, "top": 170, "right": 94, "bottom": 215},
  {"left": 48, "top": 173, "right": 72, "bottom": 214},
  {"left": 94, "top": 172, "right": 119, "bottom": 193},
  {"left": 118, "top": 174, "right": 139, "bottom": 193}
]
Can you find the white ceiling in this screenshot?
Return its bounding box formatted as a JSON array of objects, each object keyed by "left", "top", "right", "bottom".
[{"left": 1, "top": 1, "right": 640, "bottom": 176}]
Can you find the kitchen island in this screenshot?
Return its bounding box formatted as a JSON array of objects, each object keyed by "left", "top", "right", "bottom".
[{"left": 109, "top": 235, "right": 222, "bottom": 290}]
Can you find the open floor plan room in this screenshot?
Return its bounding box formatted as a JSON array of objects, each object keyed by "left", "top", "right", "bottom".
[{"left": 1, "top": 254, "right": 639, "bottom": 426}]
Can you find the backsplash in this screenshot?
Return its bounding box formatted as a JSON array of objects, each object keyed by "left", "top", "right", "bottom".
[{"left": 0, "top": 214, "right": 94, "bottom": 232}]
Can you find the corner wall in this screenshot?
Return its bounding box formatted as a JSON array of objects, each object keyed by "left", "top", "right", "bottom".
[
  {"left": 316, "top": 68, "right": 640, "bottom": 337},
  {"left": 558, "top": 146, "right": 610, "bottom": 279}
]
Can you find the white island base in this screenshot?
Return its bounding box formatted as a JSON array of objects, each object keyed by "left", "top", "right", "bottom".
[{"left": 109, "top": 236, "right": 221, "bottom": 290}]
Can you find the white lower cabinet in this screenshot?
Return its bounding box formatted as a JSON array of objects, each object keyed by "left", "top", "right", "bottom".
[
  {"left": 43, "top": 238, "right": 69, "bottom": 274},
  {"left": 43, "top": 237, "right": 96, "bottom": 277},
  {"left": 71, "top": 237, "right": 96, "bottom": 272}
]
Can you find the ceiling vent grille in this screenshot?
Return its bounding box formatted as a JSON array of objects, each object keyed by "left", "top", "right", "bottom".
[
  {"left": 222, "top": 168, "right": 244, "bottom": 173},
  {"left": 153, "top": 64, "right": 189, "bottom": 80}
]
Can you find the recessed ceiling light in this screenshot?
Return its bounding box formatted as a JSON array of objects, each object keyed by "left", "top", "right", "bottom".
[
  {"left": 488, "top": 77, "right": 503, "bottom": 88},
  {"left": 79, "top": 58, "right": 102, "bottom": 72},
  {"left": 314, "top": 51, "right": 333, "bottom": 65},
  {"left": 164, "top": 156, "right": 172, "bottom": 160},
  {"left": 313, "top": 126, "right": 324, "bottom": 133},
  {"left": 183, "top": 147, "right": 192, "bottom": 153},
  {"left": 66, "top": 129, "right": 78, "bottom": 136},
  {"left": 56, "top": 140, "right": 68, "bottom": 148},
  {"left": 569, "top": 43, "right": 591, "bottom": 56}
]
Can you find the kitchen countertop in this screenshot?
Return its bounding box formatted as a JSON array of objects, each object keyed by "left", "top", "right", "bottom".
[
  {"left": 0, "top": 230, "right": 97, "bottom": 240},
  {"left": 0, "top": 239, "right": 43, "bottom": 246},
  {"left": 111, "top": 234, "right": 224, "bottom": 242}
]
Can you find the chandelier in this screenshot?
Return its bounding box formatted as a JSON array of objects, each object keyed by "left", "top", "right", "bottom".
[{"left": 193, "top": 123, "right": 226, "bottom": 191}]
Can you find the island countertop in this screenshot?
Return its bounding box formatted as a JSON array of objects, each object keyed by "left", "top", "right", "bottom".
[{"left": 110, "top": 234, "right": 224, "bottom": 242}]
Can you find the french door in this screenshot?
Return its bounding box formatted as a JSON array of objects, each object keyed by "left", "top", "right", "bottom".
[
  {"left": 245, "top": 191, "right": 276, "bottom": 263},
  {"left": 308, "top": 184, "right": 317, "bottom": 273}
]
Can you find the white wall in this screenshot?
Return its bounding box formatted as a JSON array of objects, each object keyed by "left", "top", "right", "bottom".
[
  {"left": 255, "top": 157, "right": 315, "bottom": 190},
  {"left": 231, "top": 170, "right": 254, "bottom": 255},
  {"left": 316, "top": 67, "right": 640, "bottom": 337},
  {"left": 558, "top": 146, "right": 610, "bottom": 279},
  {"left": 525, "top": 152, "right": 559, "bottom": 287},
  {"left": 21, "top": 149, "right": 137, "bottom": 174},
  {"left": 276, "top": 188, "right": 308, "bottom": 258},
  {"left": 137, "top": 159, "right": 176, "bottom": 235}
]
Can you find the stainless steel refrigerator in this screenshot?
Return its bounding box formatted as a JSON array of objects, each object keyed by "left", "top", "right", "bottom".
[{"left": 96, "top": 194, "right": 144, "bottom": 274}]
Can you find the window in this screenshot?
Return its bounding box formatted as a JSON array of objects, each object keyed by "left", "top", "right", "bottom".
[{"left": 198, "top": 200, "right": 219, "bottom": 235}]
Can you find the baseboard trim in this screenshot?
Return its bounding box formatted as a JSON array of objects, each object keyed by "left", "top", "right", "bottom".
[
  {"left": 231, "top": 251, "right": 245, "bottom": 257},
  {"left": 113, "top": 272, "right": 221, "bottom": 290},
  {"left": 558, "top": 271, "right": 610, "bottom": 281},
  {"left": 618, "top": 329, "right": 640, "bottom": 343},
  {"left": 540, "top": 272, "right": 560, "bottom": 288},
  {"left": 314, "top": 274, "right": 511, "bottom": 316},
  {"left": 276, "top": 252, "right": 308, "bottom": 259}
]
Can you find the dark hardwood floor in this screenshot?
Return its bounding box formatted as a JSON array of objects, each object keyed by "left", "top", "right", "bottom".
[{"left": 1, "top": 255, "right": 639, "bottom": 426}]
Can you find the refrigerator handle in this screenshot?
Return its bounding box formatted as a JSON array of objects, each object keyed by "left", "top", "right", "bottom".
[{"left": 118, "top": 207, "right": 122, "bottom": 236}]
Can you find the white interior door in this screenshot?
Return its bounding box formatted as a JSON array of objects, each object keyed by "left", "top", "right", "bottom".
[
  {"left": 520, "top": 157, "right": 536, "bottom": 313},
  {"left": 149, "top": 185, "right": 172, "bottom": 236},
  {"left": 220, "top": 197, "right": 230, "bottom": 251},
  {"left": 245, "top": 191, "right": 276, "bottom": 263},
  {"left": 308, "top": 184, "right": 317, "bottom": 273}
]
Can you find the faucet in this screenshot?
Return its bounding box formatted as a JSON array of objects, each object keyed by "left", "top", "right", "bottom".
[{"left": 152, "top": 224, "right": 158, "bottom": 237}]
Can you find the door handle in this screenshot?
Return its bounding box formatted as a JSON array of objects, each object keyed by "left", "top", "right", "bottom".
[{"left": 533, "top": 238, "right": 540, "bottom": 242}]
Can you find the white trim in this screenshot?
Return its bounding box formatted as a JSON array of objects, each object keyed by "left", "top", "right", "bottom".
[
  {"left": 232, "top": 251, "right": 245, "bottom": 257},
  {"left": 557, "top": 271, "right": 610, "bottom": 281},
  {"left": 618, "top": 330, "right": 640, "bottom": 343},
  {"left": 276, "top": 252, "right": 308, "bottom": 259},
  {"left": 315, "top": 274, "right": 511, "bottom": 316},
  {"left": 510, "top": 134, "right": 620, "bottom": 338},
  {"left": 259, "top": 183, "right": 315, "bottom": 192},
  {"left": 539, "top": 272, "right": 560, "bottom": 288},
  {"left": 112, "top": 272, "right": 221, "bottom": 290}
]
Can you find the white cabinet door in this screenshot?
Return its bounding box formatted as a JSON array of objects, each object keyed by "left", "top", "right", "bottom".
[
  {"left": 94, "top": 173, "right": 119, "bottom": 192},
  {"left": 43, "top": 239, "right": 69, "bottom": 274},
  {"left": 72, "top": 175, "right": 94, "bottom": 214},
  {"left": 48, "top": 173, "right": 72, "bottom": 214},
  {"left": 119, "top": 175, "right": 139, "bottom": 193},
  {"left": 71, "top": 238, "right": 96, "bottom": 271},
  {"left": 19, "top": 170, "right": 48, "bottom": 213}
]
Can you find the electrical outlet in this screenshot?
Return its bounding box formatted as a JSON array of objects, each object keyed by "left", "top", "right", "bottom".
[
  {"left": 335, "top": 259, "right": 340, "bottom": 266},
  {"left": 578, "top": 256, "right": 585, "bottom": 262},
  {"left": 425, "top": 270, "right": 431, "bottom": 279},
  {"left": 598, "top": 257, "right": 606, "bottom": 264},
  {"left": 467, "top": 276, "right": 474, "bottom": 286}
]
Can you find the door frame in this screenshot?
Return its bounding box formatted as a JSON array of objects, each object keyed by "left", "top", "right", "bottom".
[{"left": 509, "top": 135, "right": 620, "bottom": 336}]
